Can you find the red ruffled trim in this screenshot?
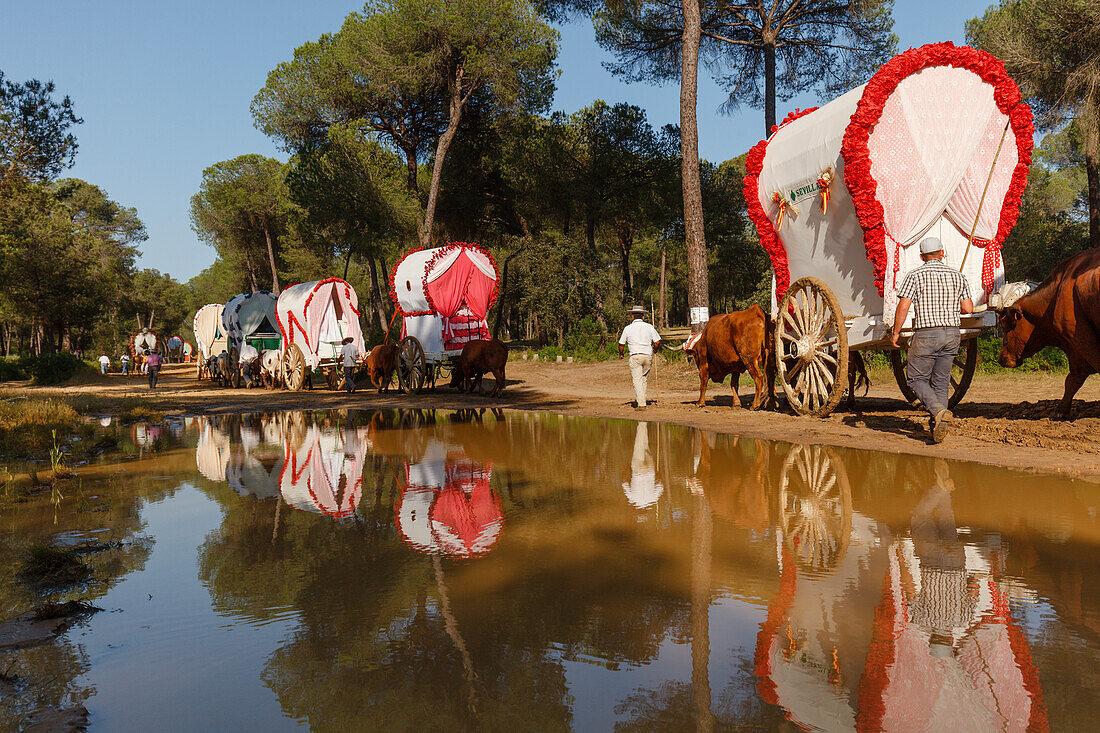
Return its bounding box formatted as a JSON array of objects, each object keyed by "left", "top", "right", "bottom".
[
  {"left": 753, "top": 547, "right": 798, "bottom": 711},
  {"left": 854, "top": 569, "right": 896, "bottom": 733},
  {"left": 391, "top": 242, "right": 500, "bottom": 319},
  {"left": 990, "top": 583, "right": 1050, "bottom": 732},
  {"left": 840, "top": 42, "right": 1033, "bottom": 296},
  {"left": 743, "top": 108, "right": 819, "bottom": 301},
  {"left": 277, "top": 278, "right": 360, "bottom": 353}
]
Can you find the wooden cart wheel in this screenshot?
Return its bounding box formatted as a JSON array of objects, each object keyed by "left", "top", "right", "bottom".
[
  {"left": 775, "top": 277, "right": 849, "bottom": 417},
  {"left": 890, "top": 337, "right": 977, "bottom": 410},
  {"left": 778, "top": 444, "right": 852, "bottom": 570},
  {"left": 282, "top": 344, "right": 306, "bottom": 391},
  {"left": 397, "top": 336, "right": 426, "bottom": 394}
]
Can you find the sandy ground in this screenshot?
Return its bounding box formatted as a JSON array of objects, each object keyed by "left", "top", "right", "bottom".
[{"left": 9, "top": 358, "right": 1100, "bottom": 481}]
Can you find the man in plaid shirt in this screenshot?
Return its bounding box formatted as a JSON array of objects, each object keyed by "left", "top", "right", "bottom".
[{"left": 890, "top": 237, "right": 974, "bottom": 443}]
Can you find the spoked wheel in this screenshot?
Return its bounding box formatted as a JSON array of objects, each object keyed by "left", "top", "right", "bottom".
[
  {"left": 775, "top": 277, "right": 849, "bottom": 416},
  {"left": 778, "top": 444, "right": 853, "bottom": 570},
  {"left": 890, "top": 337, "right": 977, "bottom": 410},
  {"left": 282, "top": 344, "right": 306, "bottom": 392},
  {"left": 396, "top": 337, "right": 426, "bottom": 394}
]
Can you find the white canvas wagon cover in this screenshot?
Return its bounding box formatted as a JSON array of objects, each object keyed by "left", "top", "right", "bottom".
[
  {"left": 223, "top": 291, "right": 280, "bottom": 351},
  {"left": 744, "top": 43, "right": 1033, "bottom": 321},
  {"left": 193, "top": 304, "right": 226, "bottom": 361},
  {"left": 276, "top": 278, "right": 364, "bottom": 367},
  {"left": 132, "top": 329, "right": 157, "bottom": 353},
  {"left": 391, "top": 243, "right": 498, "bottom": 359}
]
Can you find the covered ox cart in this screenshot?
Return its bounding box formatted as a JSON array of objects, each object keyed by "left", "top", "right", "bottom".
[
  {"left": 276, "top": 278, "right": 365, "bottom": 391},
  {"left": 193, "top": 304, "right": 228, "bottom": 380},
  {"left": 389, "top": 243, "right": 498, "bottom": 393},
  {"left": 744, "top": 43, "right": 1033, "bottom": 416},
  {"left": 166, "top": 335, "right": 184, "bottom": 362},
  {"left": 222, "top": 291, "right": 280, "bottom": 388}
]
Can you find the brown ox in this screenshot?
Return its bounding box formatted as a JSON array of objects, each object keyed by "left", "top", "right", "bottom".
[
  {"left": 998, "top": 248, "right": 1100, "bottom": 418},
  {"left": 365, "top": 343, "right": 398, "bottom": 393},
  {"left": 451, "top": 339, "right": 507, "bottom": 397},
  {"left": 685, "top": 305, "right": 775, "bottom": 409}
]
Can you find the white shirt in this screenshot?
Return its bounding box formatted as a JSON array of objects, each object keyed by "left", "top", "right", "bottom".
[
  {"left": 239, "top": 343, "right": 259, "bottom": 362},
  {"left": 618, "top": 319, "right": 661, "bottom": 356},
  {"left": 340, "top": 342, "right": 359, "bottom": 367},
  {"left": 98, "top": 355, "right": 110, "bottom": 366}
]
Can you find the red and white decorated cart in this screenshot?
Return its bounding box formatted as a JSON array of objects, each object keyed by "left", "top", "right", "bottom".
[
  {"left": 744, "top": 43, "right": 1033, "bottom": 415},
  {"left": 275, "top": 278, "right": 365, "bottom": 391},
  {"left": 389, "top": 243, "right": 498, "bottom": 393}
]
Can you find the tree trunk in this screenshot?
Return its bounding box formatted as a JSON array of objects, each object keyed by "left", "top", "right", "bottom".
[
  {"left": 681, "top": 0, "right": 710, "bottom": 335},
  {"left": 263, "top": 226, "right": 281, "bottom": 294},
  {"left": 367, "top": 257, "right": 389, "bottom": 334},
  {"left": 244, "top": 250, "right": 258, "bottom": 293},
  {"left": 422, "top": 68, "right": 467, "bottom": 248},
  {"left": 763, "top": 40, "right": 777, "bottom": 135},
  {"left": 659, "top": 245, "right": 667, "bottom": 329},
  {"left": 691, "top": 491, "right": 714, "bottom": 733},
  {"left": 617, "top": 223, "right": 634, "bottom": 297},
  {"left": 494, "top": 255, "right": 512, "bottom": 338},
  {"left": 1086, "top": 120, "right": 1100, "bottom": 249},
  {"left": 403, "top": 146, "right": 420, "bottom": 195}
]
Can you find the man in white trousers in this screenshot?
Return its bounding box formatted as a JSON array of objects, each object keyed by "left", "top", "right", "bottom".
[{"left": 618, "top": 305, "right": 662, "bottom": 408}]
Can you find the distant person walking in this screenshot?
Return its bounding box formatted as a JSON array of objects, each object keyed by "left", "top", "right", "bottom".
[
  {"left": 98, "top": 354, "right": 110, "bottom": 375},
  {"left": 890, "top": 237, "right": 974, "bottom": 443},
  {"left": 618, "top": 305, "right": 662, "bottom": 408},
  {"left": 340, "top": 337, "right": 360, "bottom": 393},
  {"left": 120, "top": 353, "right": 130, "bottom": 376},
  {"left": 145, "top": 350, "right": 163, "bottom": 389}
]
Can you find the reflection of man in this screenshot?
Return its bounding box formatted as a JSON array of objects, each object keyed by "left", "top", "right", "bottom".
[
  {"left": 618, "top": 305, "right": 661, "bottom": 408},
  {"left": 621, "top": 422, "right": 664, "bottom": 509},
  {"left": 907, "top": 460, "right": 974, "bottom": 654}
]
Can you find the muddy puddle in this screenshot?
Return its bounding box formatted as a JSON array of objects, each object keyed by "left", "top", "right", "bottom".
[{"left": 2, "top": 409, "right": 1099, "bottom": 731}]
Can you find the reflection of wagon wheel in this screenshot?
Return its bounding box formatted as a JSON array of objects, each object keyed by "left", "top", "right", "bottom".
[
  {"left": 282, "top": 344, "right": 306, "bottom": 391},
  {"left": 778, "top": 444, "right": 852, "bottom": 570},
  {"left": 890, "top": 338, "right": 977, "bottom": 410},
  {"left": 397, "top": 337, "right": 426, "bottom": 394},
  {"left": 775, "top": 277, "right": 849, "bottom": 417},
  {"left": 229, "top": 347, "right": 242, "bottom": 389}
]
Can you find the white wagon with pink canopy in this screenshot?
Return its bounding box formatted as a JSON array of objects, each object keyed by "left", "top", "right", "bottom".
[
  {"left": 389, "top": 243, "right": 499, "bottom": 393},
  {"left": 744, "top": 42, "right": 1034, "bottom": 416},
  {"left": 275, "top": 277, "right": 366, "bottom": 391}
]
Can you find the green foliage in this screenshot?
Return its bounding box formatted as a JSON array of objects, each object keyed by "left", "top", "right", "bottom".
[
  {"left": 18, "top": 543, "right": 91, "bottom": 587},
  {"left": 27, "top": 353, "right": 92, "bottom": 384},
  {"left": 0, "top": 70, "right": 82, "bottom": 187},
  {"left": 0, "top": 357, "right": 28, "bottom": 381},
  {"left": 976, "top": 334, "right": 1068, "bottom": 373}
]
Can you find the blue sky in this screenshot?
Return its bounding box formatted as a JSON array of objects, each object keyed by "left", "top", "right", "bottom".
[{"left": 1, "top": 0, "right": 992, "bottom": 281}]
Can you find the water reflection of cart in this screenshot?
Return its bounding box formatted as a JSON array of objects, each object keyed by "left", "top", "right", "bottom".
[
  {"left": 276, "top": 278, "right": 366, "bottom": 391},
  {"left": 278, "top": 423, "right": 368, "bottom": 517},
  {"left": 395, "top": 438, "right": 502, "bottom": 558},
  {"left": 744, "top": 43, "right": 1034, "bottom": 415},
  {"left": 222, "top": 291, "right": 281, "bottom": 388},
  {"left": 755, "top": 449, "right": 1048, "bottom": 731},
  {"left": 389, "top": 243, "right": 499, "bottom": 394}
]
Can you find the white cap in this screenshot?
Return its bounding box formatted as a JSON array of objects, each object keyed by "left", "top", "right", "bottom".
[{"left": 919, "top": 237, "right": 944, "bottom": 255}]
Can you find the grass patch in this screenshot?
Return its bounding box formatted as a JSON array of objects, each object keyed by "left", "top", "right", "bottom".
[
  {"left": 0, "top": 397, "right": 81, "bottom": 455},
  {"left": 18, "top": 543, "right": 92, "bottom": 587}
]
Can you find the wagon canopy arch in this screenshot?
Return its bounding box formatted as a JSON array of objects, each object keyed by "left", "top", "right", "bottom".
[
  {"left": 223, "top": 291, "right": 281, "bottom": 353},
  {"left": 193, "top": 304, "right": 227, "bottom": 362},
  {"left": 745, "top": 42, "right": 1033, "bottom": 320},
  {"left": 391, "top": 243, "right": 498, "bottom": 360},
  {"left": 275, "top": 278, "right": 365, "bottom": 369}
]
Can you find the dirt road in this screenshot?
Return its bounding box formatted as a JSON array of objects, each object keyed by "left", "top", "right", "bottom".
[{"left": 11, "top": 358, "right": 1100, "bottom": 481}]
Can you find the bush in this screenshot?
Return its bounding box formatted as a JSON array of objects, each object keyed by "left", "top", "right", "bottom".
[
  {"left": 0, "top": 357, "right": 29, "bottom": 382},
  {"left": 977, "top": 335, "right": 1067, "bottom": 373},
  {"left": 28, "top": 353, "right": 93, "bottom": 384}
]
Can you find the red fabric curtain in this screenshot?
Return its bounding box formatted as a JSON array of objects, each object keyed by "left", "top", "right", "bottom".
[{"left": 425, "top": 252, "right": 476, "bottom": 321}]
